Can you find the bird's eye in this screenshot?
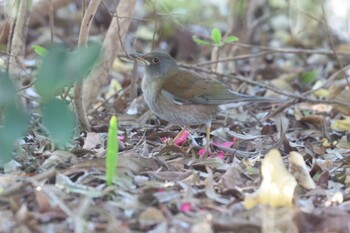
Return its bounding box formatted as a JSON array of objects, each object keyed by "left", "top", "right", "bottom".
[{"left": 152, "top": 57, "right": 160, "bottom": 64}]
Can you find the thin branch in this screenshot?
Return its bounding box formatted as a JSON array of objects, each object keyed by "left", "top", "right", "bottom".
[
  {"left": 7, "top": 0, "right": 30, "bottom": 88},
  {"left": 49, "top": 0, "right": 54, "bottom": 45},
  {"left": 234, "top": 42, "right": 350, "bottom": 56},
  {"left": 82, "top": 0, "right": 136, "bottom": 113},
  {"left": 151, "top": 0, "right": 158, "bottom": 51},
  {"left": 114, "top": 9, "right": 129, "bottom": 56},
  {"left": 74, "top": 0, "right": 102, "bottom": 131},
  {"left": 88, "top": 86, "right": 130, "bottom": 115},
  {"left": 0, "top": 2, "right": 13, "bottom": 44},
  {"left": 197, "top": 52, "right": 268, "bottom": 66},
  {"left": 321, "top": 6, "right": 350, "bottom": 88},
  {"left": 302, "top": 63, "right": 350, "bottom": 96}
]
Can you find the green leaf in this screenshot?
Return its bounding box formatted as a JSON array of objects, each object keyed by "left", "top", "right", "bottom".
[
  {"left": 192, "top": 36, "right": 210, "bottom": 45},
  {"left": 301, "top": 70, "right": 317, "bottom": 84},
  {"left": 35, "top": 46, "right": 69, "bottom": 100},
  {"left": 106, "top": 116, "right": 119, "bottom": 186},
  {"left": 32, "top": 45, "right": 48, "bottom": 57},
  {"left": 211, "top": 28, "right": 222, "bottom": 45},
  {"left": 41, "top": 99, "right": 76, "bottom": 146},
  {"left": 35, "top": 44, "right": 101, "bottom": 100},
  {"left": 0, "top": 72, "right": 29, "bottom": 164},
  {"left": 66, "top": 44, "right": 101, "bottom": 82},
  {"left": 224, "top": 36, "right": 239, "bottom": 43},
  {"left": 0, "top": 71, "right": 16, "bottom": 107},
  {"left": 0, "top": 106, "right": 29, "bottom": 165}
]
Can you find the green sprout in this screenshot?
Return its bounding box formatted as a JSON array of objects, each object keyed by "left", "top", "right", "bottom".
[
  {"left": 192, "top": 27, "right": 239, "bottom": 47},
  {"left": 106, "top": 116, "right": 119, "bottom": 186},
  {"left": 32, "top": 45, "right": 48, "bottom": 57}
]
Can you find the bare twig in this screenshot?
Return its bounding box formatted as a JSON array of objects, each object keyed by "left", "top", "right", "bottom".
[
  {"left": 262, "top": 64, "right": 350, "bottom": 120},
  {"left": 321, "top": 6, "right": 350, "bottom": 88},
  {"left": 197, "top": 52, "right": 268, "bottom": 66},
  {"left": 114, "top": 10, "right": 129, "bottom": 56},
  {"left": 49, "top": 0, "right": 54, "bottom": 45},
  {"left": 234, "top": 42, "right": 350, "bottom": 56},
  {"left": 302, "top": 63, "right": 350, "bottom": 96},
  {"left": 82, "top": 0, "right": 136, "bottom": 114},
  {"left": 151, "top": 0, "right": 158, "bottom": 51},
  {"left": 0, "top": 3, "right": 13, "bottom": 44},
  {"left": 88, "top": 86, "right": 130, "bottom": 115},
  {"left": 7, "top": 0, "right": 30, "bottom": 88},
  {"left": 74, "top": 0, "right": 102, "bottom": 131},
  {"left": 82, "top": 0, "right": 86, "bottom": 15}
]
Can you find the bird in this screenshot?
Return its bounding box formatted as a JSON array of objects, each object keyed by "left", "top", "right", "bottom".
[{"left": 131, "top": 51, "right": 279, "bottom": 155}]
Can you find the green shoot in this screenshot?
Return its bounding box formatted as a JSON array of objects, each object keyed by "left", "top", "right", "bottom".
[
  {"left": 301, "top": 70, "right": 317, "bottom": 84},
  {"left": 211, "top": 28, "right": 222, "bottom": 45},
  {"left": 192, "top": 36, "right": 210, "bottom": 45},
  {"left": 224, "top": 36, "right": 239, "bottom": 43},
  {"left": 32, "top": 45, "right": 48, "bottom": 57},
  {"left": 106, "top": 116, "right": 119, "bottom": 186},
  {"left": 192, "top": 27, "right": 239, "bottom": 47}
]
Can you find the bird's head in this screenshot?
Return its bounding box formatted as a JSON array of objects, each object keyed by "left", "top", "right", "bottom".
[{"left": 131, "top": 51, "right": 178, "bottom": 79}]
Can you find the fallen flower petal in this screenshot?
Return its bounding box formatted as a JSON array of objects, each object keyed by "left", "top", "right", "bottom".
[
  {"left": 213, "top": 141, "right": 234, "bottom": 148},
  {"left": 214, "top": 151, "right": 225, "bottom": 159},
  {"left": 161, "top": 137, "right": 168, "bottom": 143},
  {"left": 175, "top": 130, "right": 190, "bottom": 146},
  {"left": 179, "top": 202, "right": 192, "bottom": 212},
  {"left": 244, "top": 149, "right": 297, "bottom": 209}
]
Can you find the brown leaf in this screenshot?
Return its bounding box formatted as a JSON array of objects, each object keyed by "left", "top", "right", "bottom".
[
  {"left": 294, "top": 209, "right": 350, "bottom": 233},
  {"left": 244, "top": 149, "right": 297, "bottom": 208},
  {"left": 40, "top": 150, "right": 78, "bottom": 170},
  {"left": 82, "top": 132, "right": 102, "bottom": 150},
  {"left": 138, "top": 207, "right": 165, "bottom": 228},
  {"left": 289, "top": 151, "right": 316, "bottom": 190},
  {"left": 147, "top": 171, "right": 193, "bottom": 182}
]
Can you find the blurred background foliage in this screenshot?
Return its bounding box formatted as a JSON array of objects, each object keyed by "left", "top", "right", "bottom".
[{"left": 0, "top": 44, "right": 100, "bottom": 164}]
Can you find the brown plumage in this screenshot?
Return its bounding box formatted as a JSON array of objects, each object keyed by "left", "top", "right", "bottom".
[{"left": 132, "top": 51, "right": 279, "bottom": 153}]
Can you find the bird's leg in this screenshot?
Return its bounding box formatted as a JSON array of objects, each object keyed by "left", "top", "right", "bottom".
[
  {"left": 170, "top": 126, "right": 188, "bottom": 145},
  {"left": 203, "top": 126, "right": 211, "bottom": 157}
]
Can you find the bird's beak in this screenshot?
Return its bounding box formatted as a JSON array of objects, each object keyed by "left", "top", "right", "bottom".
[{"left": 130, "top": 53, "right": 150, "bottom": 65}]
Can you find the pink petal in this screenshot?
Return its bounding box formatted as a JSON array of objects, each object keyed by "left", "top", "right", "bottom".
[
  {"left": 198, "top": 148, "right": 207, "bottom": 155},
  {"left": 213, "top": 141, "right": 234, "bottom": 148},
  {"left": 208, "top": 151, "right": 225, "bottom": 159},
  {"left": 198, "top": 148, "right": 213, "bottom": 156},
  {"left": 161, "top": 137, "right": 168, "bottom": 143},
  {"left": 175, "top": 130, "right": 190, "bottom": 146},
  {"left": 179, "top": 202, "right": 192, "bottom": 212},
  {"left": 215, "top": 151, "right": 225, "bottom": 159},
  {"left": 118, "top": 136, "right": 125, "bottom": 141}
]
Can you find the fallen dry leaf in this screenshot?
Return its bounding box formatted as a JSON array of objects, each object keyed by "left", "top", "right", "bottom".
[
  {"left": 138, "top": 207, "right": 165, "bottom": 228},
  {"left": 40, "top": 150, "right": 78, "bottom": 170},
  {"left": 332, "top": 118, "right": 350, "bottom": 132},
  {"left": 289, "top": 151, "right": 316, "bottom": 190},
  {"left": 244, "top": 149, "right": 297, "bottom": 208},
  {"left": 82, "top": 132, "right": 102, "bottom": 150}
]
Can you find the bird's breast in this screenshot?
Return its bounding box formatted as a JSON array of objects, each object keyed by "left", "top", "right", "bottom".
[
  {"left": 141, "top": 76, "right": 159, "bottom": 107},
  {"left": 141, "top": 77, "right": 217, "bottom": 126}
]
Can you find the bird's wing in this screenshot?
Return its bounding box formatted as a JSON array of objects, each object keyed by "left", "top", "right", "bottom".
[{"left": 160, "top": 68, "right": 246, "bottom": 105}]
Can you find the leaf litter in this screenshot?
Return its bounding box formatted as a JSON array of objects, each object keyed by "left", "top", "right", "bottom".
[{"left": 2, "top": 82, "right": 350, "bottom": 232}]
